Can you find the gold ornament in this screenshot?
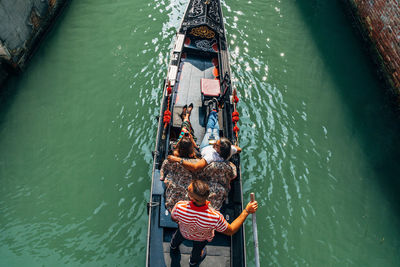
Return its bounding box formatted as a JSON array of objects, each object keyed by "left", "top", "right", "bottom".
[{"left": 190, "top": 26, "right": 215, "bottom": 39}]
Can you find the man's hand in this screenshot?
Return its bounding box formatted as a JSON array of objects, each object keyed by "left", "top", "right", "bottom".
[
  {"left": 222, "top": 200, "right": 259, "bottom": 236},
  {"left": 245, "top": 201, "right": 258, "bottom": 214},
  {"left": 168, "top": 155, "right": 180, "bottom": 163}
]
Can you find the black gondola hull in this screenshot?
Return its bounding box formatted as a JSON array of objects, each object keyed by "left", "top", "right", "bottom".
[{"left": 146, "top": 0, "right": 246, "bottom": 266}]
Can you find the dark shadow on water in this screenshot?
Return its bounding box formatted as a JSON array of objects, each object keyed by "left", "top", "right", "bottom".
[
  {"left": 293, "top": 0, "right": 400, "bottom": 214},
  {"left": 0, "top": 76, "right": 19, "bottom": 132}
]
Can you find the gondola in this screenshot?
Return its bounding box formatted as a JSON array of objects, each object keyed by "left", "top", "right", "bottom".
[{"left": 146, "top": 0, "right": 246, "bottom": 266}]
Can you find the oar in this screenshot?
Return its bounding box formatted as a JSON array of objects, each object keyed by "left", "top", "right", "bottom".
[{"left": 250, "top": 192, "right": 260, "bottom": 267}]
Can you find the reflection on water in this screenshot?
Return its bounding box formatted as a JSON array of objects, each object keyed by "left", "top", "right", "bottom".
[{"left": 0, "top": 0, "right": 399, "bottom": 266}]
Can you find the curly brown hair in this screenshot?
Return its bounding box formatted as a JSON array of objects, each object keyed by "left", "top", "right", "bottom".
[{"left": 177, "top": 136, "right": 195, "bottom": 158}]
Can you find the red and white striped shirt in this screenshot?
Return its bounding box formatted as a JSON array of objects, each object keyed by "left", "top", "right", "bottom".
[{"left": 171, "top": 200, "right": 229, "bottom": 242}]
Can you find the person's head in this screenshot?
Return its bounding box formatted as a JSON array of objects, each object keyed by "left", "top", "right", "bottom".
[
  {"left": 214, "top": 137, "right": 231, "bottom": 160},
  {"left": 188, "top": 180, "right": 210, "bottom": 205},
  {"left": 177, "top": 136, "right": 194, "bottom": 158}
]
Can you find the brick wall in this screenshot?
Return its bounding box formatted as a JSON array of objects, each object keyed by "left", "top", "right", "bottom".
[{"left": 343, "top": 0, "right": 400, "bottom": 103}]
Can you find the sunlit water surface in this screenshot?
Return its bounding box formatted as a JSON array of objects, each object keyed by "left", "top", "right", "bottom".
[{"left": 0, "top": 0, "right": 400, "bottom": 266}]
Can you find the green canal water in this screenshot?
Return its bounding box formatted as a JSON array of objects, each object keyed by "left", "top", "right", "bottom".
[{"left": 1, "top": 0, "right": 400, "bottom": 266}]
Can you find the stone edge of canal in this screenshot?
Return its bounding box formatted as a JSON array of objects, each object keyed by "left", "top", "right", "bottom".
[{"left": 0, "top": 0, "right": 70, "bottom": 86}]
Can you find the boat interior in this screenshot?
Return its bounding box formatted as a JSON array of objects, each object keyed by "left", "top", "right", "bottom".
[
  {"left": 164, "top": 34, "right": 233, "bottom": 266},
  {"left": 148, "top": 24, "right": 245, "bottom": 266},
  {"left": 170, "top": 35, "right": 223, "bottom": 145}
]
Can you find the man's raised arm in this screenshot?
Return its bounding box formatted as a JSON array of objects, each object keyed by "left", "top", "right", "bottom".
[{"left": 167, "top": 155, "right": 208, "bottom": 172}]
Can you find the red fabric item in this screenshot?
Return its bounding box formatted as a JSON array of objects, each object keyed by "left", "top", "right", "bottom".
[
  {"left": 233, "top": 125, "right": 239, "bottom": 132},
  {"left": 212, "top": 57, "right": 218, "bottom": 66},
  {"left": 232, "top": 111, "right": 239, "bottom": 122},
  {"left": 212, "top": 43, "right": 218, "bottom": 52},
  {"left": 163, "top": 115, "right": 171, "bottom": 123},
  {"left": 234, "top": 95, "right": 239, "bottom": 103},
  {"left": 213, "top": 67, "right": 219, "bottom": 78},
  {"left": 184, "top": 37, "right": 191, "bottom": 45},
  {"left": 201, "top": 78, "right": 220, "bottom": 97}
]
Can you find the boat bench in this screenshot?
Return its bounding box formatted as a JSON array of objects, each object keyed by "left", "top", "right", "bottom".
[
  {"left": 151, "top": 170, "right": 178, "bottom": 228},
  {"left": 183, "top": 35, "right": 219, "bottom": 54},
  {"left": 160, "top": 196, "right": 178, "bottom": 228}
]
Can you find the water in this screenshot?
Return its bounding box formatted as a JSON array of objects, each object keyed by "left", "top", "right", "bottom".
[{"left": 1, "top": 0, "right": 400, "bottom": 266}]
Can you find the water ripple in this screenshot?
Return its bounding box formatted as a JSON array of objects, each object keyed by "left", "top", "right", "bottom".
[{"left": 1, "top": 0, "right": 399, "bottom": 266}]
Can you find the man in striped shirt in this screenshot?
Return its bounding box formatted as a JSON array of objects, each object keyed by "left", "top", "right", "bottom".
[{"left": 170, "top": 179, "right": 258, "bottom": 266}]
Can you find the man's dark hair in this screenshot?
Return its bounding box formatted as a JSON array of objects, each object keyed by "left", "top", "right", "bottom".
[
  {"left": 219, "top": 137, "right": 232, "bottom": 160},
  {"left": 192, "top": 179, "right": 210, "bottom": 199},
  {"left": 177, "top": 136, "right": 194, "bottom": 158}
]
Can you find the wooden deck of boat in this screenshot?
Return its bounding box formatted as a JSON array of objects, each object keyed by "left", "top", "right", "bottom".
[
  {"left": 163, "top": 243, "right": 230, "bottom": 267},
  {"left": 172, "top": 53, "right": 220, "bottom": 142},
  {"left": 161, "top": 224, "right": 232, "bottom": 267}
]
